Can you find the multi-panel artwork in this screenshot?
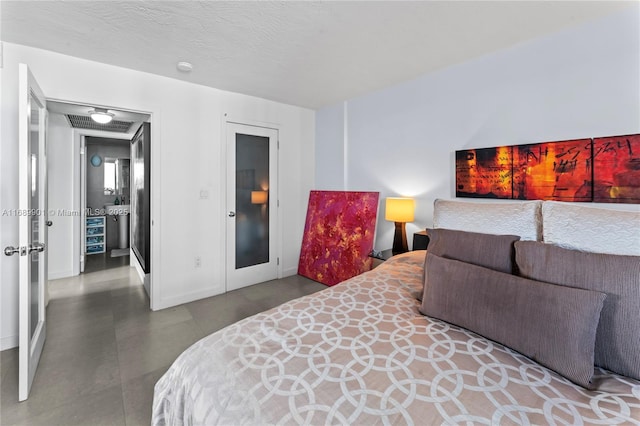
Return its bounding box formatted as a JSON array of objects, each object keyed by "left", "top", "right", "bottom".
[{"left": 456, "top": 133, "right": 639, "bottom": 204}]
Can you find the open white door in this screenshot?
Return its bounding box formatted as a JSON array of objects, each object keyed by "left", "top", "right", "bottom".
[
  {"left": 12, "top": 63, "right": 48, "bottom": 401},
  {"left": 226, "top": 123, "right": 278, "bottom": 291}
]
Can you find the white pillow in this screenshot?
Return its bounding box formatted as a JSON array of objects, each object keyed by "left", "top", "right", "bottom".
[
  {"left": 542, "top": 201, "right": 640, "bottom": 256},
  {"left": 433, "top": 199, "right": 542, "bottom": 241}
]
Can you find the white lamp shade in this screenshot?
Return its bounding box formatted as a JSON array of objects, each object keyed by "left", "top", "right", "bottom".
[{"left": 385, "top": 197, "right": 415, "bottom": 222}]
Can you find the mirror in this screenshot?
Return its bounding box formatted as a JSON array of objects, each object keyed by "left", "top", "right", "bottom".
[{"left": 103, "top": 157, "right": 130, "bottom": 196}]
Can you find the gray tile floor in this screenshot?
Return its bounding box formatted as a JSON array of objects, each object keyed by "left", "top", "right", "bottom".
[
  {"left": 1, "top": 265, "right": 326, "bottom": 426},
  {"left": 84, "top": 252, "right": 131, "bottom": 274}
]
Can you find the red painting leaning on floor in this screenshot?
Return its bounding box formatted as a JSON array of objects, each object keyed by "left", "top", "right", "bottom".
[{"left": 298, "top": 191, "right": 379, "bottom": 286}]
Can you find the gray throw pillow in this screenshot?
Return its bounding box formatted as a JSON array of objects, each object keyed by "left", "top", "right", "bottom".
[
  {"left": 420, "top": 253, "right": 606, "bottom": 389},
  {"left": 426, "top": 228, "right": 520, "bottom": 273},
  {"left": 515, "top": 241, "right": 640, "bottom": 380},
  {"left": 419, "top": 228, "right": 520, "bottom": 300}
]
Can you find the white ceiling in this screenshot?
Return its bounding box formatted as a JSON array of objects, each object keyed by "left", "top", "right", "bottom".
[{"left": 1, "top": 1, "right": 633, "bottom": 109}]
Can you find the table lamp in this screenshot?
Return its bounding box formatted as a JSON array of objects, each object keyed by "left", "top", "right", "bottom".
[
  {"left": 251, "top": 190, "right": 268, "bottom": 204},
  {"left": 385, "top": 197, "right": 415, "bottom": 255}
]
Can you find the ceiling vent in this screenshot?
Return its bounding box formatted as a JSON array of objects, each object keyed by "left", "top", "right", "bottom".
[{"left": 66, "top": 114, "right": 133, "bottom": 133}]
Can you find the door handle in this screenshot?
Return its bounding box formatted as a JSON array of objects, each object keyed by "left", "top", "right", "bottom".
[
  {"left": 29, "top": 243, "right": 45, "bottom": 254},
  {"left": 228, "top": 211, "right": 236, "bottom": 217},
  {"left": 46, "top": 220, "right": 53, "bottom": 227},
  {"left": 4, "top": 246, "right": 21, "bottom": 256}
]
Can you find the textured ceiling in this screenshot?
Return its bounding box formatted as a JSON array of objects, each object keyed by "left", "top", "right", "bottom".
[{"left": 1, "top": 1, "right": 633, "bottom": 109}]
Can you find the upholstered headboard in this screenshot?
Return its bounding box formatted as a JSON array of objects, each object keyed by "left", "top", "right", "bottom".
[
  {"left": 433, "top": 199, "right": 542, "bottom": 241},
  {"left": 433, "top": 198, "right": 640, "bottom": 255},
  {"left": 542, "top": 201, "right": 640, "bottom": 256}
]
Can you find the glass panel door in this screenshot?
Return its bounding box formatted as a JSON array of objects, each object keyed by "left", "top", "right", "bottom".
[
  {"left": 17, "top": 63, "right": 48, "bottom": 401},
  {"left": 130, "top": 123, "right": 150, "bottom": 274},
  {"left": 226, "top": 123, "right": 278, "bottom": 291}
]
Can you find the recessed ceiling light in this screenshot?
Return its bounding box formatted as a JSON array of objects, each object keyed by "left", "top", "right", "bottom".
[
  {"left": 177, "top": 61, "right": 193, "bottom": 72},
  {"left": 89, "top": 108, "right": 115, "bottom": 124}
]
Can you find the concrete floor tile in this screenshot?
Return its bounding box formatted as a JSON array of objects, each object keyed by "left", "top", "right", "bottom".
[
  {"left": 114, "top": 305, "right": 194, "bottom": 341},
  {"left": 1, "top": 330, "right": 122, "bottom": 424},
  {"left": 0, "top": 347, "right": 18, "bottom": 382},
  {"left": 111, "top": 287, "right": 150, "bottom": 320},
  {"left": 110, "top": 283, "right": 148, "bottom": 299},
  {"left": 2, "top": 268, "right": 325, "bottom": 425},
  {"left": 47, "top": 291, "right": 113, "bottom": 318},
  {"left": 122, "top": 366, "right": 168, "bottom": 426},
  {"left": 116, "top": 319, "right": 202, "bottom": 382},
  {"left": 84, "top": 252, "right": 131, "bottom": 274},
  {"left": 12, "top": 384, "right": 125, "bottom": 426},
  {"left": 46, "top": 307, "right": 114, "bottom": 344},
  {"left": 42, "top": 327, "right": 117, "bottom": 361}
]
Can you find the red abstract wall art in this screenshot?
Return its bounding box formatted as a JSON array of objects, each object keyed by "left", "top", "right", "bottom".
[
  {"left": 456, "top": 133, "right": 640, "bottom": 204},
  {"left": 593, "top": 134, "right": 640, "bottom": 203},
  {"left": 298, "top": 191, "right": 379, "bottom": 286},
  {"left": 456, "top": 147, "right": 513, "bottom": 199},
  {"left": 513, "top": 139, "right": 592, "bottom": 202}
]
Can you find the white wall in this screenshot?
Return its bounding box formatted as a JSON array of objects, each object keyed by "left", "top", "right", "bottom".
[
  {"left": 315, "top": 7, "right": 640, "bottom": 250},
  {"left": 47, "top": 113, "right": 75, "bottom": 279},
  {"left": 0, "top": 43, "right": 315, "bottom": 349},
  {"left": 315, "top": 102, "right": 346, "bottom": 190}
]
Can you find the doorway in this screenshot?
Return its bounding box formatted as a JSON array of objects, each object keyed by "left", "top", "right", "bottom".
[
  {"left": 46, "top": 101, "right": 151, "bottom": 291},
  {"left": 83, "top": 137, "right": 131, "bottom": 274}
]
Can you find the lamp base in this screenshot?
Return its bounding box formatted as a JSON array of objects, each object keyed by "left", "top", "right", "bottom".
[{"left": 392, "top": 221, "right": 408, "bottom": 255}]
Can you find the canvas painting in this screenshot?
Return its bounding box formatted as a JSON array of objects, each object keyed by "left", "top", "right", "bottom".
[
  {"left": 456, "top": 146, "right": 513, "bottom": 199},
  {"left": 456, "top": 133, "right": 639, "bottom": 204},
  {"left": 593, "top": 134, "right": 640, "bottom": 203},
  {"left": 298, "top": 191, "right": 379, "bottom": 286},
  {"left": 513, "top": 139, "right": 592, "bottom": 201}
]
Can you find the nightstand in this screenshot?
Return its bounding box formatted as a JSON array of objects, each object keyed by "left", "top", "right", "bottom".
[
  {"left": 413, "top": 230, "right": 430, "bottom": 250},
  {"left": 369, "top": 249, "right": 394, "bottom": 269}
]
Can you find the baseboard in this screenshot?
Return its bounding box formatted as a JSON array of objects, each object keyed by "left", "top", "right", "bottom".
[
  {"left": 154, "top": 287, "right": 225, "bottom": 311},
  {"left": 282, "top": 267, "right": 297, "bottom": 277},
  {"left": 131, "top": 254, "right": 151, "bottom": 297},
  {"left": 153, "top": 267, "right": 299, "bottom": 311},
  {"left": 48, "top": 270, "right": 75, "bottom": 280},
  {"left": 132, "top": 254, "right": 145, "bottom": 281},
  {"left": 142, "top": 274, "right": 150, "bottom": 297},
  {"left": 1, "top": 335, "right": 18, "bottom": 351}
]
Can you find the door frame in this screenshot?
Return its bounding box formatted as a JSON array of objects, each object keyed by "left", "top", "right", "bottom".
[
  {"left": 220, "top": 115, "right": 283, "bottom": 292},
  {"left": 78, "top": 131, "right": 131, "bottom": 273},
  {"left": 45, "top": 98, "right": 160, "bottom": 309}
]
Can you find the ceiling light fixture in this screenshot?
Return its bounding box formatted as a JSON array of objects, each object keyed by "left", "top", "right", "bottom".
[
  {"left": 89, "top": 108, "right": 115, "bottom": 124},
  {"left": 176, "top": 61, "right": 193, "bottom": 72}
]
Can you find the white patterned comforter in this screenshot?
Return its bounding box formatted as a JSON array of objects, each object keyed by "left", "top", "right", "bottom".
[{"left": 152, "top": 252, "right": 640, "bottom": 425}]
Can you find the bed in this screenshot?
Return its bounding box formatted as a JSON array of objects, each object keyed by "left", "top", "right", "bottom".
[{"left": 152, "top": 199, "right": 640, "bottom": 425}]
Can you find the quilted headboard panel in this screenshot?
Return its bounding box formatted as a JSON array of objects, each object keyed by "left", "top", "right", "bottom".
[
  {"left": 433, "top": 199, "right": 542, "bottom": 241},
  {"left": 542, "top": 201, "right": 640, "bottom": 256}
]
